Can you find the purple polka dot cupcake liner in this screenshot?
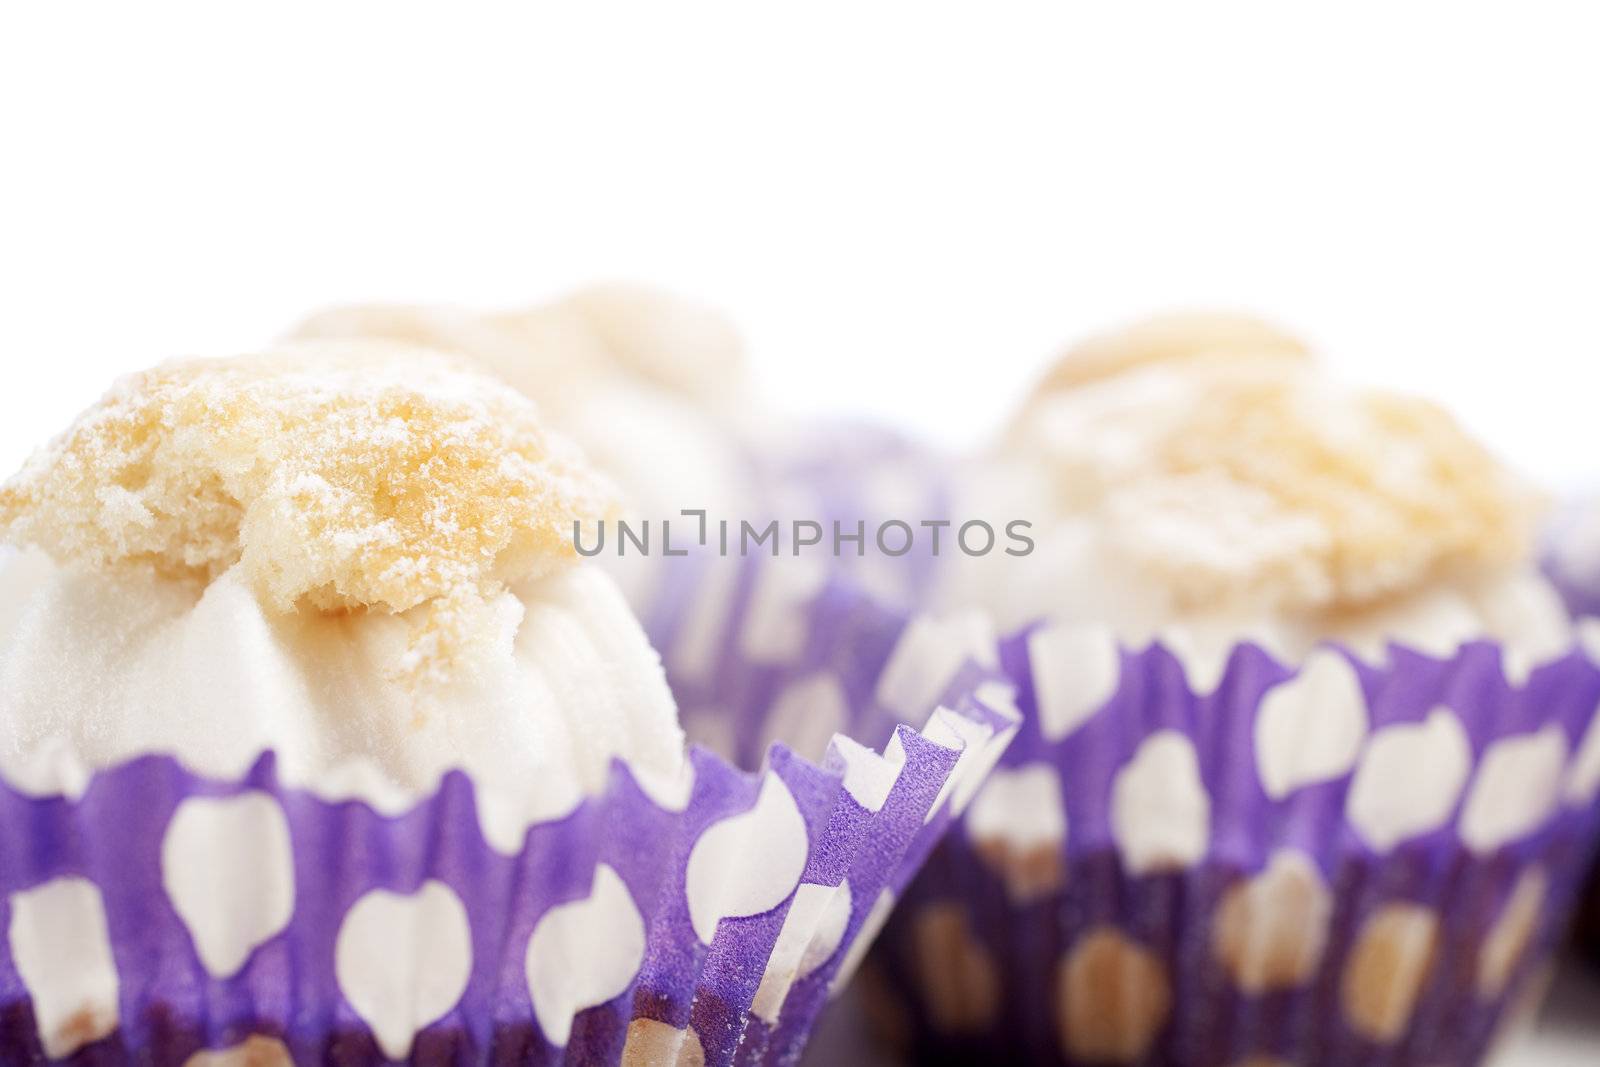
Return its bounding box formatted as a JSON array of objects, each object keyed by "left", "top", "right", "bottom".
[
  {"left": 0, "top": 580, "right": 1019, "bottom": 1066},
  {"left": 618, "top": 420, "right": 952, "bottom": 650},
  {"left": 747, "top": 421, "right": 952, "bottom": 615},
  {"left": 867, "top": 624, "right": 1600, "bottom": 1066}
]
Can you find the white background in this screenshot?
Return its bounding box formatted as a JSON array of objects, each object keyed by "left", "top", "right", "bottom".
[
  {"left": 2, "top": 5, "right": 1599, "bottom": 1063},
  {"left": 2, "top": 3, "right": 1598, "bottom": 492}
]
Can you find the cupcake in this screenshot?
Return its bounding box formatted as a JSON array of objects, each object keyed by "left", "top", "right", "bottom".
[
  {"left": 0, "top": 344, "right": 1014, "bottom": 1064},
  {"left": 872, "top": 314, "right": 1600, "bottom": 1065}
]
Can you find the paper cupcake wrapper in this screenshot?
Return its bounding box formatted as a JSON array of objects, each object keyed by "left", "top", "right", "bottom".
[
  {"left": 0, "top": 585, "right": 1019, "bottom": 1065},
  {"left": 749, "top": 420, "right": 952, "bottom": 616},
  {"left": 869, "top": 626, "right": 1600, "bottom": 1066},
  {"left": 617, "top": 420, "right": 951, "bottom": 648}
]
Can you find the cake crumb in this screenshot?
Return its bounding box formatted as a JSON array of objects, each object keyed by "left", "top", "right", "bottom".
[
  {"left": 1016, "top": 314, "right": 1539, "bottom": 613},
  {"left": 1158, "top": 371, "right": 1535, "bottom": 608},
  {"left": 0, "top": 341, "right": 613, "bottom": 678}
]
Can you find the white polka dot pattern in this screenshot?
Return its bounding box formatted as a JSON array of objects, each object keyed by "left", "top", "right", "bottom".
[
  {"left": 1111, "top": 732, "right": 1210, "bottom": 875},
  {"left": 1028, "top": 621, "right": 1120, "bottom": 741},
  {"left": 7, "top": 877, "right": 120, "bottom": 1058},
  {"left": 334, "top": 881, "right": 472, "bottom": 1061},
  {"left": 685, "top": 774, "right": 809, "bottom": 943},
  {"left": 1460, "top": 726, "right": 1568, "bottom": 853},
  {"left": 1347, "top": 709, "right": 1473, "bottom": 852},
  {"left": 1254, "top": 650, "right": 1368, "bottom": 800},
  {"left": 877, "top": 626, "right": 1600, "bottom": 1066},
  {"left": 162, "top": 793, "right": 295, "bottom": 978},
  {"left": 525, "top": 865, "right": 647, "bottom": 1047}
]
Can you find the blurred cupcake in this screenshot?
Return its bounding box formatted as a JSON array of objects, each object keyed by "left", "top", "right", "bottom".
[
  {"left": 872, "top": 314, "right": 1600, "bottom": 1066},
  {"left": 944, "top": 312, "right": 1572, "bottom": 684},
  {"left": 0, "top": 344, "right": 1013, "bottom": 1064},
  {"left": 293, "top": 284, "right": 755, "bottom": 607},
  {"left": 293, "top": 288, "right": 957, "bottom": 713}
]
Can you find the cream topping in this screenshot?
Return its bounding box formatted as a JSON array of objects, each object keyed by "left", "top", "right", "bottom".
[{"left": 0, "top": 548, "right": 684, "bottom": 849}]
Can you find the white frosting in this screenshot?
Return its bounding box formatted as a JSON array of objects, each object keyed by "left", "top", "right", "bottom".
[{"left": 0, "top": 545, "right": 684, "bottom": 852}]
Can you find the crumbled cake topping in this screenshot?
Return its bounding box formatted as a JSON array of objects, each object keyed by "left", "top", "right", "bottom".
[
  {"left": 1016, "top": 315, "right": 1537, "bottom": 613},
  {"left": 0, "top": 342, "right": 613, "bottom": 676},
  {"left": 1157, "top": 373, "right": 1533, "bottom": 608}
]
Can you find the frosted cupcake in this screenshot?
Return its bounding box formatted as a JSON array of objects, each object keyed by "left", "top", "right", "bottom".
[
  {"left": 0, "top": 344, "right": 1012, "bottom": 1064},
  {"left": 873, "top": 314, "right": 1600, "bottom": 1066}
]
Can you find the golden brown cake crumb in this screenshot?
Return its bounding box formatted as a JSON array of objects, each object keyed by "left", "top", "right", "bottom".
[
  {"left": 1158, "top": 371, "right": 1535, "bottom": 609},
  {"left": 0, "top": 341, "right": 612, "bottom": 677}
]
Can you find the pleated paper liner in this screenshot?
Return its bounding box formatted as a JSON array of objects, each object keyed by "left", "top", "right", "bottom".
[
  {"left": 615, "top": 419, "right": 953, "bottom": 656},
  {"left": 0, "top": 579, "right": 1019, "bottom": 1065},
  {"left": 868, "top": 626, "right": 1600, "bottom": 1066}
]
